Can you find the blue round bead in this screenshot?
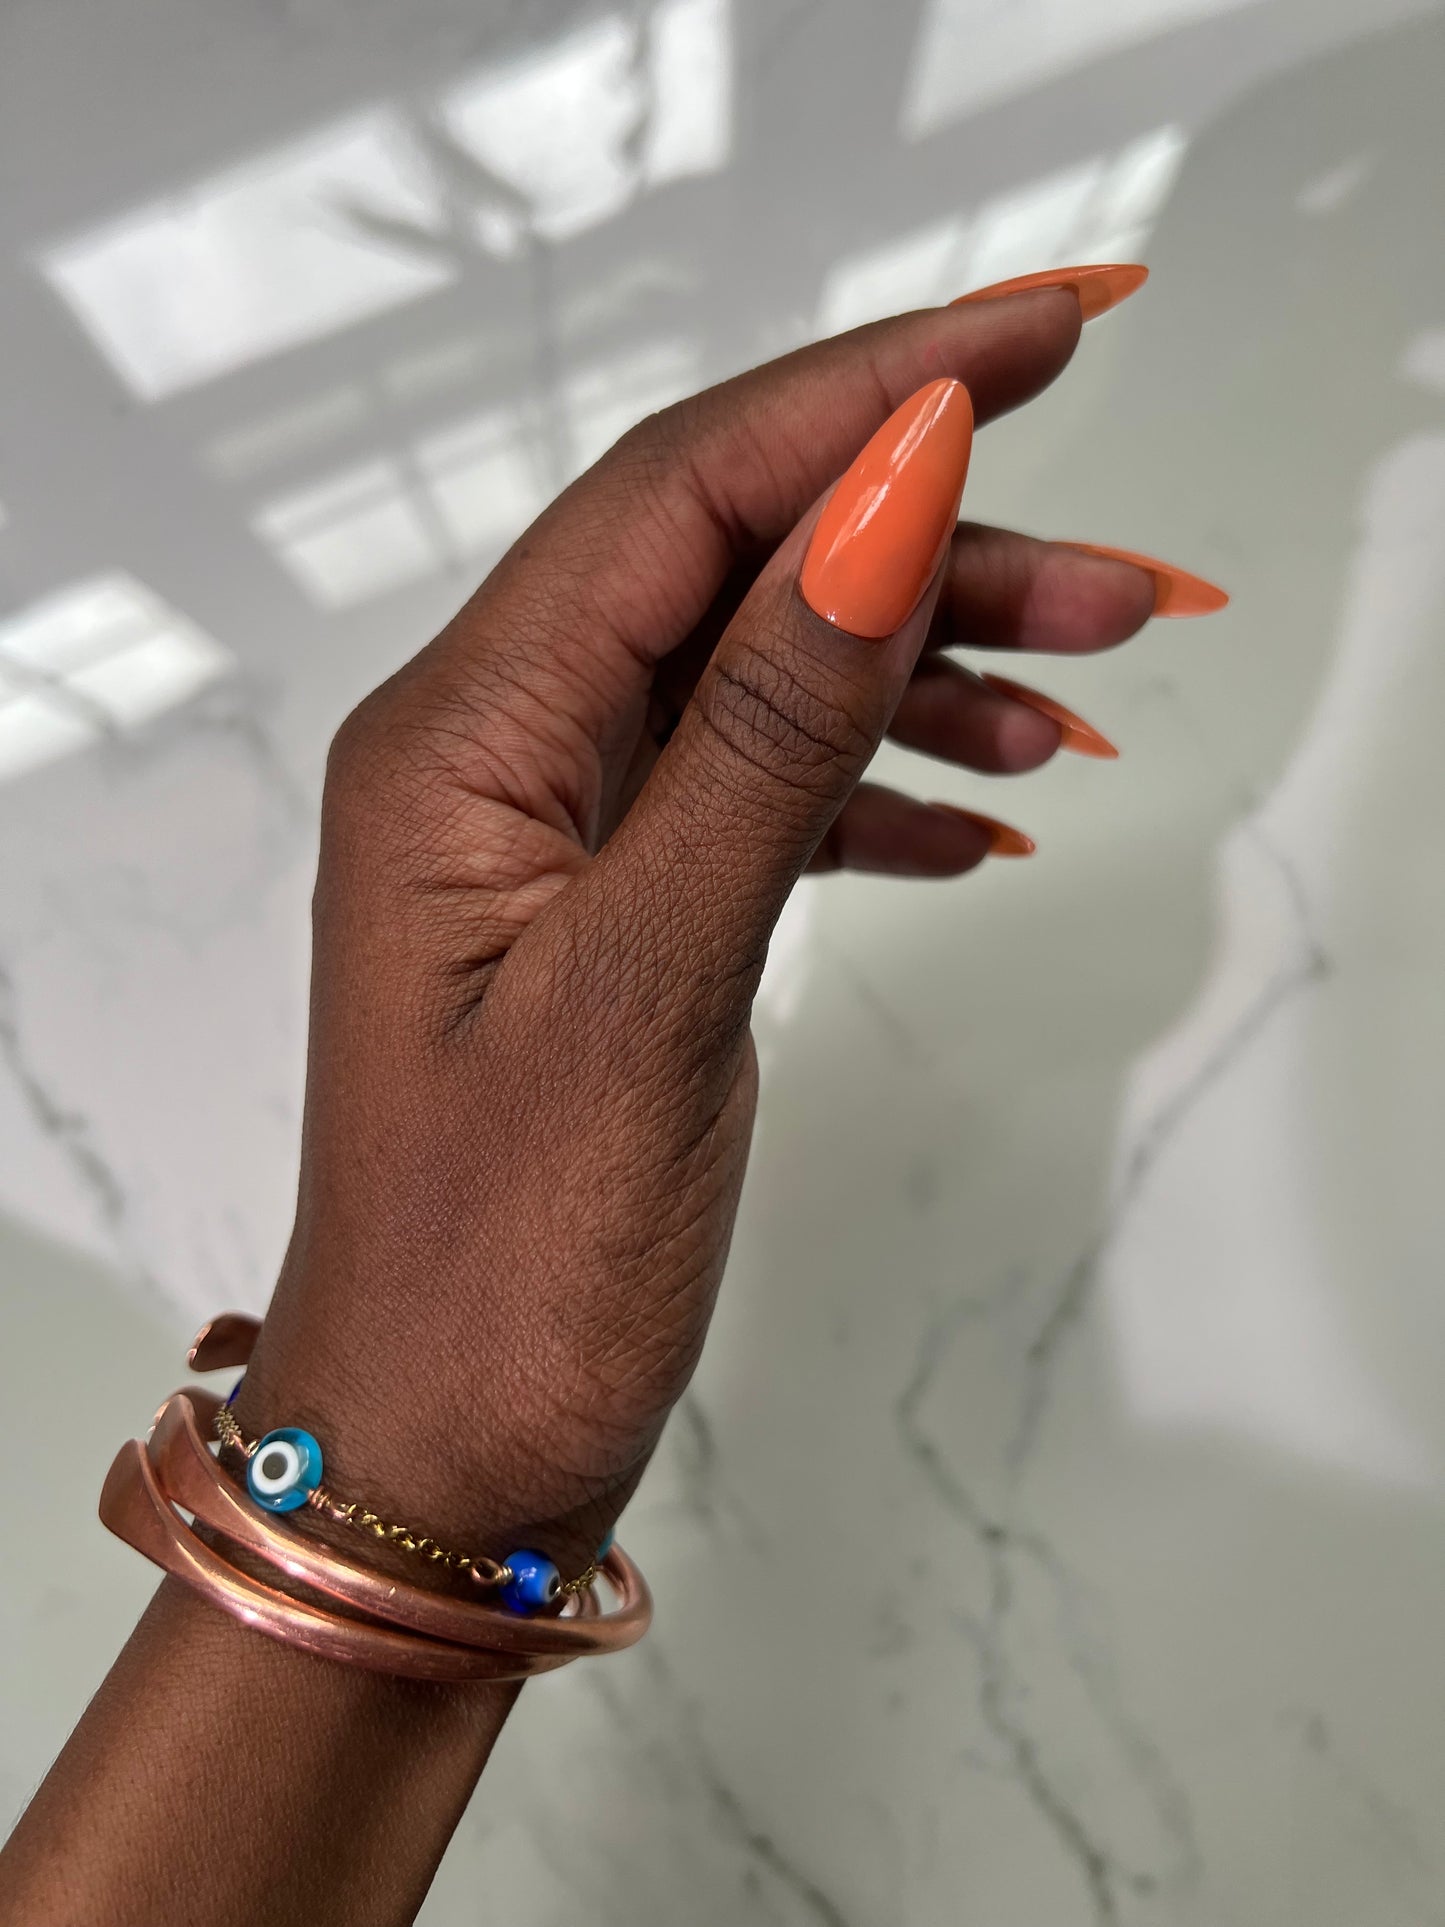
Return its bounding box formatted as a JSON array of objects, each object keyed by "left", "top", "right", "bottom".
[
  {"left": 500, "top": 1550, "right": 561, "bottom": 1614},
  {"left": 596, "top": 1527, "right": 615, "bottom": 1561},
  {"left": 246, "top": 1427, "right": 323, "bottom": 1513}
]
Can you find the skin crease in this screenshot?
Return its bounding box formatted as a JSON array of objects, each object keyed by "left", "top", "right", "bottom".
[{"left": 0, "top": 287, "right": 1226, "bottom": 1927}]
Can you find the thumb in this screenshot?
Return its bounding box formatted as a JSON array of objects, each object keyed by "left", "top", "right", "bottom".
[{"left": 605, "top": 377, "right": 975, "bottom": 981}]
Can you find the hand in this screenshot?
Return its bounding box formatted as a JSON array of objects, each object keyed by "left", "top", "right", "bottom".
[{"left": 234, "top": 293, "right": 1162, "bottom": 1575}]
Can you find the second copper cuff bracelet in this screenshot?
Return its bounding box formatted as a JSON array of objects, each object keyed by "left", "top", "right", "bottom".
[{"left": 99, "top": 1315, "right": 651, "bottom": 1681}]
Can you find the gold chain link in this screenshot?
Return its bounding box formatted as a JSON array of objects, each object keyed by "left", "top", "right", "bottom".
[
  {"left": 212, "top": 1402, "right": 254, "bottom": 1459},
  {"left": 213, "top": 1403, "right": 596, "bottom": 1598}
]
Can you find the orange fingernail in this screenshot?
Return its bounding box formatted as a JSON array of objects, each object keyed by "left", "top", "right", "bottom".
[
  {"left": 979, "top": 673, "right": 1119, "bottom": 760},
  {"left": 929, "top": 803, "right": 1036, "bottom": 858},
  {"left": 1056, "top": 541, "right": 1230, "bottom": 617},
  {"left": 951, "top": 263, "right": 1148, "bottom": 321},
  {"left": 801, "top": 379, "right": 974, "bottom": 639}
]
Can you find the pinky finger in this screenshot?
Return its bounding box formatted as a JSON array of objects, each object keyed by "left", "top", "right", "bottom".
[{"left": 808, "top": 783, "right": 1035, "bottom": 877}]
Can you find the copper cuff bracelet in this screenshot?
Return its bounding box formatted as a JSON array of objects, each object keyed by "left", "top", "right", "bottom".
[{"left": 99, "top": 1317, "right": 652, "bottom": 1680}]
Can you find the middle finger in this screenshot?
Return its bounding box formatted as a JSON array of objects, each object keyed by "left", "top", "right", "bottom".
[{"left": 926, "top": 522, "right": 1227, "bottom": 655}]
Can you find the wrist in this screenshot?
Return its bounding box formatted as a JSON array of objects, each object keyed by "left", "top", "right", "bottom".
[
  {"left": 105, "top": 1319, "right": 653, "bottom": 1696},
  {"left": 229, "top": 1310, "right": 628, "bottom": 1594}
]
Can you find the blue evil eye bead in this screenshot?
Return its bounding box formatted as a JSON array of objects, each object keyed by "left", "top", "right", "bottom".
[
  {"left": 499, "top": 1550, "right": 561, "bottom": 1615},
  {"left": 245, "top": 1428, "right": 323, "bottom": 1513},
  {"left": 596, "top": 1527, "right": 615, "bottom": 1561}
]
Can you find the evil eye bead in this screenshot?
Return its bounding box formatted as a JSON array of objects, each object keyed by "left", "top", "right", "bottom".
[
  {"left": 499, "top": 1550, "right": 561, "bottom": 1615},
  {"left": 246, "top": 1427, "right": 323, "bottom": 1513},
  {"left": 596, "top": 1527, "right": 615, "bottom": 1561}
]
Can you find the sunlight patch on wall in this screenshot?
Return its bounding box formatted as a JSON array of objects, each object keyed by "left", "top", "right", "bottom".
[
  {"left": 437, "top": 18, "right": 641, "bottom": 247},
  {"left": 413, "top": 410, "right": 549, "bottom": 557},
  {"left": 40, "top": 2, "right": 730, "bottom": 399},
  {"left": 252, "top": 420, "right": 549, "bottom": 612},
  {"left": 816, "top": 126, "right": 1186, "bottom": 335},
  {"left": 1400, "top": 329, "right": 1445, "bottom": 397},
  {"left": 1296, "top": 153, "right": 1375, "bottom": 217},
  {"left": 0, "top": 577, "right": 231, "bottom": 781},
  {"left": 252, "top": 337, "right": 698, "bottom": 610},
  {"left": 437, "top": 0, "right": 732, "bottom": 248},
  {"left": 252, "top": 412, "right": 546, "bottom": 609},
  {"left": 901, "top": 0, "right": 1265, "bottom": 140},
  {"left": 815, "top": 220, "right": 965, "bottom": 340},
  {"left": 40, "top": 113, "right": 457, "bottom": 402},
  {"left": 643, "top": 0, "right": 734, "bottom": 185},
  {"left": 203, "top": 388, "right": 373, "bottom": 484},
  {"left": 563, "top": 339, "right": 700, "bottom": 474},
  {"left": 252, "top": 461, "right": 441, "bottom": 611}
]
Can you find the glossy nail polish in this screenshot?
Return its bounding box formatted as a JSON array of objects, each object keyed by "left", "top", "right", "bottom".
[
  {"left": 801, "top": 379, "right": 974, "bottom": 638},
  {"left": 979, "top": 673, "right": 1119, "bottom": 760},
  {"left": 1056, "top": 542, "right": 1230, "bottom": 617},
  {"left": 928, "top": 803, "right": 1036, "bottom": 858},
  {"left": 951, "top": 263, "right": 1148, "bottom": 321}
]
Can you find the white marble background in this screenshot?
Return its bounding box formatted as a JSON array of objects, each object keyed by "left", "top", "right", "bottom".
[{"left": 3, "top": 0, "right": 1445, "bottom": 1921}]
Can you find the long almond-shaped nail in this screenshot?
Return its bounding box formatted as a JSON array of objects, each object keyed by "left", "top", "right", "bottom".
[
  {"left": 929, "top": 803, "right": 1036, "bottom": 858},
  {"left": 951, "top": 263, "right": 1148, "bottom": 322},
  {"left": 1056, "top": 541, "right": 1230, "bottom": 617},
  {"left": 979, "top": 673, "right": 1119, "bottom": 759},
  {"left": 801, "top": 379, "right": 974, "bottom": 638}
]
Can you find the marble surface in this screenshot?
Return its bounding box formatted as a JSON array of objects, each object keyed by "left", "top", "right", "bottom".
[{"left": 4, "top": 0, "right": 1445, "bottom": 1920}]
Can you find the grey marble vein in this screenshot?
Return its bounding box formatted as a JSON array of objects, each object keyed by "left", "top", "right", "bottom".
[
  {"left": 883, "top": 809, "right": 1342, "bottom": 1920},
  {"left": 1009, "top": 820, "right": 1333, "bottom": 1473},
  {"left": 182, "top": 692, "right": 312, "bottom": 834},
  {"left": 664, "top": 1387, "right": 771, "bottom": 1557},
  {"left": 630, "top": 1646, "right": 856, "bottom": 1927},
  {"left": 0, "top": 647, "right": 121, "bottom": 743},
  {"left": 961, "top": 1569, "right": 1153, "bottom": 1927},
  {"left": 1282, "top": 1708, "right": 1436, "bottom": 1894},
  {"left": 898, "top": 1283, "right": 1201, "bottom": 1920},
  {"left": 0, "top": 957, "right": 151, "bottom": 1293}
]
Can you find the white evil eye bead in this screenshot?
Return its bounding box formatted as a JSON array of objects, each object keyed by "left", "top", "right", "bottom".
[{"left": 245, "top": 1428, "right": 323, "bottom": 1513}]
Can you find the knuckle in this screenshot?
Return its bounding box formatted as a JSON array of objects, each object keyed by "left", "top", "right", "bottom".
[
  {"left": 324, "top": 673, "right": 459, "bottom": 811},
  {"left": 323, "top": 692, "right": 388, "bottom": 802},
  {"left": 599, "top": 406, "right": 690, "bottom": 511},
  {"left": 614, "top": 393, "right": 702, "bottom": 473},
  {"left": 319, "top": 688, "right": 434, "bottom": 864},
  {"left": 697, "top": 635, "right": 873, "bottom": 798}
]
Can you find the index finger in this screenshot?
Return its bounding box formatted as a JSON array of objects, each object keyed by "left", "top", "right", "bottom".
[
  {"left": 417, "top": 287, "right": 1106, "bottom": 796},
  {"left": 510, "top": 289, "right": 1089, "bottom": 657}
]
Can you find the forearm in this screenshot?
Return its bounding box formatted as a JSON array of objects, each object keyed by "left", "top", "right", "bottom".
[
  {"left": 0, "top": 1578, "right": 515, "bottom": 1927},
  {"left": 0, "top": 277, "right": 1183, "bottom": 1926},
  {"left": 0, "top": 1267, "right": 623, "bottom": 1927}
]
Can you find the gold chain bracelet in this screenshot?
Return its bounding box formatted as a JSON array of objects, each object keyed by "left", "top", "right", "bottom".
[{"left": 213, "top": 1400, "right": 599, "bottom": 1604}]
